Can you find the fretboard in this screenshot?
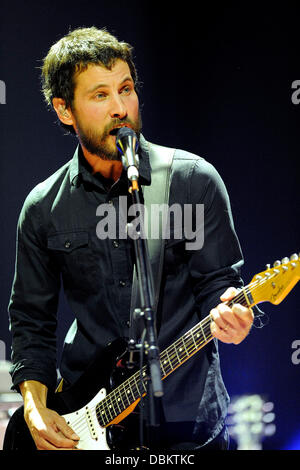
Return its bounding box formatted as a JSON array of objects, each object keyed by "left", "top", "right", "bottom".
[{"left": 96, "top": 286, "right": 252, "bottom": 427}]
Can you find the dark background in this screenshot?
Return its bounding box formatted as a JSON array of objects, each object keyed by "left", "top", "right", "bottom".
[{"left": 0, "top": 0, "right": 299, "bottom": 450}]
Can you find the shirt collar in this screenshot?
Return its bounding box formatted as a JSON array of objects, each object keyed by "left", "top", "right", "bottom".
[{"left": 69, "top": 134, "right": 152, "bottom": 188}]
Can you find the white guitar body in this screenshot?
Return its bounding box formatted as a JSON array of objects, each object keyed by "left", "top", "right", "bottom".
[{"left": 63, "top": 388, "right": 110, "bottom": 450}]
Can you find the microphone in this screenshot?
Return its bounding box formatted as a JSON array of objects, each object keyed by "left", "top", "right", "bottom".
[{"left": 116, "top": 127, "right": 139, "bottom": 182}]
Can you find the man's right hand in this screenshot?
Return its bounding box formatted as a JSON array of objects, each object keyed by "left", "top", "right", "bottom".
[
  {"left": 20, "top": 380, "right": 80, "bottom": 450},
  {"left": 24, "top": 405, "right": 80, "bottom": 450}
]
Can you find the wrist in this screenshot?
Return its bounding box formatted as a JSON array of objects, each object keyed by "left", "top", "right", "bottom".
[{"left": 19, "top": 380, "right": 48, "bottom": 411}]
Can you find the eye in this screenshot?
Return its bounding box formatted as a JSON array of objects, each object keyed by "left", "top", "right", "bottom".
[
  {"left": 95, "top": 92, "right": 106, "bottom": 100},
  {"left": 121, "top": 85, "right": 132, "bottom": 95}
]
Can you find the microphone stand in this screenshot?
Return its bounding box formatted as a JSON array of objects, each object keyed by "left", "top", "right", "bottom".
[{"left": 126, "top": 176, "right": 164, "bottom": 450}]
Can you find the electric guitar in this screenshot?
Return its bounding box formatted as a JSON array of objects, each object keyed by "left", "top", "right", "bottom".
[{"left": 3, "top": 254, "right": 300, "bottom": 450}]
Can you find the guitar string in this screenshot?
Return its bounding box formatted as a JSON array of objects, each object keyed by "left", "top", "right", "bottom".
[
  {"left": 65, "top": 278, "right": 266, "bottom": 434},
  {"left": 64, "top": 273, "right": 279, "bottom": 433},
  {"left": 100, "top": 268, "right": 289, "bottom": 425},
  {"left": 67, "top": 315, "right": 216, "bottom": 435},
  {"left": 64, "top": 277, "right": 266, "bottom": 433},
  {"left": 90, "top": 263, "right": 296, "bottom": 430},
  {"left": 94, "top": 278, "right": 265, "bottom": 422}
]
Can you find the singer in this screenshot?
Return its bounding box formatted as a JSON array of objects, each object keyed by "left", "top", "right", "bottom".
[{"left": 6, "top": 27, "right": 259, "bottom": 451}]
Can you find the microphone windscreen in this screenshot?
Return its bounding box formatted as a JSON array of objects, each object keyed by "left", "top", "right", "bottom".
[
  {"left": 116, "top": 126, "right": 136, "bottom": 140},
  {"left": 116, "top": 126, "right": 139, "bottom": 155}
]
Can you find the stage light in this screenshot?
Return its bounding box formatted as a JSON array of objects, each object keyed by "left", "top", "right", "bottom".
[{"left": 226, "top": 394, "right": 276, "bottom": 450}]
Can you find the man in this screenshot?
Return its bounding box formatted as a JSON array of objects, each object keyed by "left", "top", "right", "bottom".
[{"left": 7, "top": 27, "right": 254, "bottom": 450}]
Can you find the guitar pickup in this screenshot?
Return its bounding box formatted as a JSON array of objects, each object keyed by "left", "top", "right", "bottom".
[{"left": 85, "top": 406, "right": 98, "bottom": 441}]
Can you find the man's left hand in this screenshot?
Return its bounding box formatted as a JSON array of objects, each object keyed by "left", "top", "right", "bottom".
[{"left": 210, "top": 287, "right": 254, "bottom": 344}]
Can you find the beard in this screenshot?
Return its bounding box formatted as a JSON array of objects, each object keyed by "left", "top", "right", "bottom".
[{"left": 73, "top": 112, "right": 143, "bottom": 161}]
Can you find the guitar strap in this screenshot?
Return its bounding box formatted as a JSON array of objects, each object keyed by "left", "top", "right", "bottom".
[{"left": 129, "top": 142, "right": 175, "bottom": 343}]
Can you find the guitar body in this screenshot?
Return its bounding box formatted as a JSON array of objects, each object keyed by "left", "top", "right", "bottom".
[{"left": 3, "top": 338, "right": 141, "bottom": 451}]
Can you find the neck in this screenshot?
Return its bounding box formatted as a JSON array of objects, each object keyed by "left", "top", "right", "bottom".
[{"left": 81, "top": 146, "right": 123, "bottom": 182}]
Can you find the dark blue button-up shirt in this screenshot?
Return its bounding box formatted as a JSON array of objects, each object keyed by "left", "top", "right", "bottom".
[{"left": 8, "top": 135, "right": 246, "bottom": 446}]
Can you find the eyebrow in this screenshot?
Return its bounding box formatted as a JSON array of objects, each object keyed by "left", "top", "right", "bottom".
[{"left": 86, "top": 76, "right": 134, "bottom": 94}]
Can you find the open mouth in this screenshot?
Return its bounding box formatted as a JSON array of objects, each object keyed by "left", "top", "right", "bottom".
[
  {"left": 109, "top": 125, "right": 131, "bottom": 136},
  {"left": 109, "top": 127, "right": 120, "bottom": 136}
]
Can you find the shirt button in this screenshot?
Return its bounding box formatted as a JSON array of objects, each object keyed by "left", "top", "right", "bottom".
[
  {"left": 113, "top": 240, "right": 120, "bottom": 248},
  {"left": 119, "top": 280, "right": 126, "bottom": 287},
  {"left": 64, "top": 240, "right": 71, "bottom": 249}
]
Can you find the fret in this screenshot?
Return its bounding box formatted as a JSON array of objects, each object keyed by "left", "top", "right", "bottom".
[
  {"left": 173, "top": 343, "right": 181, "bottom": 364},
  {"left": 199, "top": 321, "right": 207, "bottom": 342},
  {"left": 142, "top": 369, "right": 148, "bottom": 390},
  {"left": 161, "top": 355, "right": 171, "bottom": 374},
  {"left": 106, "top": 396, "right": 115, "bottom": 421},
  {"left": 190, "top": 329, "right": 198, "bottom": 350},
  {"left": 128, "top": 379, "right": 136, "bottom": 400},
  {"left": 121, "top": 383, "right": 131, "bottom": 405},
  {"left": 132, "top": 373, "right": 141, "bottom": 398},
  {"left": 134, "top": 372, "right": 145, "bottom": 398},
  {"left": 98, "top": 403, "right": 109, "bottom": 426},
  {"left": 117, "top": 385, "right": 126, "bottom": 410},
  {"left": 229, "top": 288, "right": 251, "bottom": 308},
  {"left": 164, "top": 348, "right": 174, "bottom": 371},
  {"left": 241, "top": 287, "right": 251, "bottom": 307},
  {"left": 138, "top": 372, "right": 148, "bottom": 396},
  {"left": 125, "top": 383, "right": 135, "bottom": 403},
  {"left": 182, "top": 337, "right": 190, "bottom": 356},
  {"left": 160, "top": 359, "right": 166, "bottom": 377},
  {"left": 109, "top": 391, "right": 119, "bottom": 419},
  {"left": 115, "top": 389, "right": 123, "bottom": 413},
  {"left": 177, "top": 341, "right": 187, "bottom": 361},
  {"left": 194, "top": 329, "right": 201, "bottom": 342}
]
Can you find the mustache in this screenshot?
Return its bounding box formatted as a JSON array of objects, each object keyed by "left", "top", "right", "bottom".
[{"left": 104, "top": 118, "right": 141, "bottom": 137}]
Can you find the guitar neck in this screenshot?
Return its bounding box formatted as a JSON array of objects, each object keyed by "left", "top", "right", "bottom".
[
  {"left": 96, "top": 286, "right": 254, "bottom": 428},
  {"left": 95, "top": 254, "right": 300, "bottom": 428},
  {"left": 159, "top": 285, "right": 253, "bottom": 379}
]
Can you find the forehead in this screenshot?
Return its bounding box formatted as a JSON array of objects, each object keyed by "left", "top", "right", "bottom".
[{"left": 73, "top": 60, "right": 132, "bottom": 93}]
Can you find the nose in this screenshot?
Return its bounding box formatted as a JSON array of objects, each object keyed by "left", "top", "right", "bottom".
[{"left": 109, "top": 92, "right": 127, "bottom": 119}]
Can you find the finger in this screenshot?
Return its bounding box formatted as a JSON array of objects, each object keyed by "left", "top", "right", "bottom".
[
  {"left": 210, "top": 307, "right": 228, "bottom": 330},
  {"left": 210, "top": 321, "right": 231, "bottom": 343},
  {"left": 55, "top": 417, "right": 80, "bottom": 441},
  {"left": 217, "top": 303, "right": 241, "bottom": 330},
  {"left": 232, "top": 304, "right": 254, "bottom": 327},
  {"left": 34, "top": 433, "right": 76, "bottom": 451},
  {"left": 36, "top": 439, "right": 79, "bottom": 450},
  {"left": 220, "top": 287, "right": 238, "bottom": 302},
  {"left": 39, "top": 426, "right": 78, "bottom": 449}
]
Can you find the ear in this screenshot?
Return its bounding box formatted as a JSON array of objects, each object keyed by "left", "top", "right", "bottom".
[{"left": 52, "top": 97, "right": 74, "bottom": 126}]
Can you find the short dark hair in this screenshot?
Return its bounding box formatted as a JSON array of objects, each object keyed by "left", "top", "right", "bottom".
[{"left": 41, "top": 27, "right": 139, "bottom": 134}]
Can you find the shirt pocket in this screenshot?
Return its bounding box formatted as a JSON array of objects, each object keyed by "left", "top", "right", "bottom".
[
  {"left": 47, "top": 231, "right": 96, "bottom": 292},
  {"left": 47, "top": 231, "right": 89, "bottom": 253}
]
